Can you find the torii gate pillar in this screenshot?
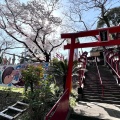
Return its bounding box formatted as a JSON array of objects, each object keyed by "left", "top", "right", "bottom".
[{"left": 65, "top": 37, "right": 75, "bottom": 94}]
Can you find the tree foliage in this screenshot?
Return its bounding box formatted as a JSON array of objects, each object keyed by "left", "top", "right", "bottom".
[
  {"left": 21, "top": 65, "right": 43, "bottom": 92},
  {"left": 97, "top": 7, "right": 120, "bottom": 28},
  {"left": 0, "top": 0, "right": 64, "bottom": 62},
  {"left": 52, "top": 59, "right": 79, "bottom": 91}
]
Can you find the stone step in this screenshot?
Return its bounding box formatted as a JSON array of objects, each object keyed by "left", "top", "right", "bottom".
[
  {"left": 85, "top": 80, "right": 117, "bottom": 84},
  {"left": 84, "top": 88, "right": 120, "bottom": 91},
  {"left": 104, "top": 86, "right": 120, "bottom": 89},
  {"left": 84, "top": 91, "right": 120, "bottom": 95},
  {"left": 84, "top": 85, "right": 119, "bottom": 87},
  {"left": 84, "top": 92, "right": 120, "bottom": 96},
  {"left": 84, "top": 85, "right": 101, "bottom": 87},
  {"left": 104, "top": 91, "right": 120, "bottom": 94},
  {"left": 83, "top": 95, "right": 101, "bottom": 99},
  {"left": 84, "top": 93, "right": 120, "bottom": 99},
  {"left": 82, "top": 98, "right": 120, "bottom": 104},
  {"left": 104, "top": 94, "right": 120, "bottom": 98},
  {"left": 84, "top": 95, "right": 120, "bottom": 100},
  {"left": 85, "top": 81, "right": 117, "bottom": 84},
  {"left": 69, "top": 114, "right": 104, "bottom": 120},
  {"left": 84, "top": 86, "right": 119, "bottom": 90},
  {"left": 83, "top": 89, "right": 102, "bottom": 92}
]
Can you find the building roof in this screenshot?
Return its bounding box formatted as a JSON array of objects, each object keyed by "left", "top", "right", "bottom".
[{"left": 90, "top": 46, "right": 117, "bottom": 52}]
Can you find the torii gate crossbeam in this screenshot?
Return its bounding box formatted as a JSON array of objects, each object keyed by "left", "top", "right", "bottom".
[
  {"left": 61, "top": 26, "right": 120, "bottom": 95},
  {"left": 64, "top": 40, "right": 120, "bottom": 49}
]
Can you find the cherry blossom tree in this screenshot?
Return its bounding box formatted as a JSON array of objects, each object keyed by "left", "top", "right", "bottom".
[{"left": 0, "top": 0, "right": 64, "bottom": 62}]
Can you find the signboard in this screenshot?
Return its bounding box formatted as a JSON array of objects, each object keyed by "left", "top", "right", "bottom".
[
  {"left": 90, "top": 51, "right": 100, "bottom": 57},
  {"left": 0, "top": 62, "right": 49, "bottom": 87}
]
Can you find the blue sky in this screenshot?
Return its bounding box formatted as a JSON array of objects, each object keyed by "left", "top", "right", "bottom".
[{"left": 20, "top": 0, "right": 28, "bottom": 3}]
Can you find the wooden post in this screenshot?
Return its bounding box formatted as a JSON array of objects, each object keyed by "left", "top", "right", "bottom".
[{"left": 65, "top": 37, "right": 75, "bottom": 94}]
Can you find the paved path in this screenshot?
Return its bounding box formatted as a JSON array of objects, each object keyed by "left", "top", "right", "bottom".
[{"left": 73, "top": 101, "right": 120, "bottom": 120}]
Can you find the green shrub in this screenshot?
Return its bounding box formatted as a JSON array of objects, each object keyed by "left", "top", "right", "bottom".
[
  {"left": 69, "top": 89, "right": 78, "bottom": 107},
  {"left": 21, "top": 65, "right": 60, "bottom": 120}
]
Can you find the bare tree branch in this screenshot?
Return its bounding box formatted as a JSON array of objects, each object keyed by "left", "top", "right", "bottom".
[{"left": 49, "top": 39, "right": 65, "bottom": 53}]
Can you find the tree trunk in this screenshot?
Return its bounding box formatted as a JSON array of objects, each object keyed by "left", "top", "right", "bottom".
[
  {"left": 103, "top": 16, "right": 110, "bottom": 27},
  {"left": 45, "top": 53, "right": 50, "bottom": 62}
]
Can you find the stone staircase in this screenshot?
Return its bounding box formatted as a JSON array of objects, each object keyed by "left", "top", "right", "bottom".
[
  {"left": 83, "top": 65, "right": 120, "bottom": 104},
  {"left": 69, "top": 65, "right": 120, "bottom": 120},
  {"left": 69, "top": 113, "right": 105, "bottom": 120}
]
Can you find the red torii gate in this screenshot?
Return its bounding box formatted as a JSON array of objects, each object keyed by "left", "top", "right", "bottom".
[{"left": 61, "top": 26, "right": 120, "bottom": 94}]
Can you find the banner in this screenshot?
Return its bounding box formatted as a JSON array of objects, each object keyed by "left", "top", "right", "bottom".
[{"left": 0, "top": 62, "right": 49, "bottom": 87}]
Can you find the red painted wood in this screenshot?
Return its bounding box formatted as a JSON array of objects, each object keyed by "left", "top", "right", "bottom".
[
  {"left": 105, "top": 50, "right": 120, "bottom": 84},
  {"left": 45, "top": 89, "right": 69, "bottom": 120},
  {"left": 105, "top": 50, "right": 114, "bottom": 62},
  {"left": 64, "top": 39, "right": 120, "bottom": 49},
  {"left": 61, "top": 26, "right": 120, "bottom": 38},
  {"left": 110, "top": 53, "right": 119, "bottom": 69},
  {"left": 65, "top": 37, "right": 75, "bottom": 94}
]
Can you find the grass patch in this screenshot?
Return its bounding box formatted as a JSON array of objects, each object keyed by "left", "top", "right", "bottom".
[{"left": 0, "top": 86, "right": 24, "bottom": 93}]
